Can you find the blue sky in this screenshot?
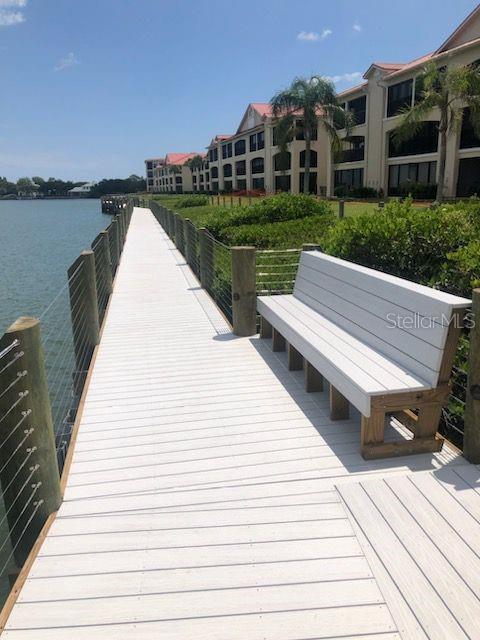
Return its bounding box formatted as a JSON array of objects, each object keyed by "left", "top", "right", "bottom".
[{"left": 0, "top": 0, "right": 478, "bottom": 181}]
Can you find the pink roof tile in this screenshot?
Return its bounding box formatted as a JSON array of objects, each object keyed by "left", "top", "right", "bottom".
[{"left": 165, "top": 152, "right": 204, "bottom": 166}]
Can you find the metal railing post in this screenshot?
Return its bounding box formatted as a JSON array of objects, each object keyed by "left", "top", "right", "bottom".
[
  {"left": 339, "top": 200, "right": 345, "bottom": 218},
  {"left": 111, "top": 219, "right": 120, "bottom": 270},
  {"left": 0, "top": 318, "right": 61, "bottom": 566},
  {"left": 231, "top": 246, "right": 256, "bottom": 337},
  {"left": 464, "top": 288, "right": 480, "bottom": 462}
]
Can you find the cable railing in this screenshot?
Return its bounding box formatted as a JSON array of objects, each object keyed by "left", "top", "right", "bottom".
[
  {"left": 256, "top": 248, "right": 301, "bottom": 295},
  {"left": 0, "top": 198, "right": 134, "bottom": 611}
]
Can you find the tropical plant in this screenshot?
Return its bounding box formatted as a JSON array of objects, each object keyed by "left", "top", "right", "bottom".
[
  {"left": 392, "top": 61, "right": 480, "bottom": 200},
  {"left": 270, "top": 76, "right": 353, "bottom": 194},
  {"left": 187, "top": 155, "right": 204, "bottom": 172}
]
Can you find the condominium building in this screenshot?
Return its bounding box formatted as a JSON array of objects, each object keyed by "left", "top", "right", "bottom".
[
  {"left": 200, "top": 104, "right": 328, "bottom": 195},
  {"left": 155, "top": 153, "right": 204, "bottom": 194},
  {"left": 146, "top": 6, "right": 480, "bottom": 199},
  {"left": 144, "top": 158, "right": 165, "bottom": 193},
  {"left": 332, "top": 5, "right": 480, "bottom": 198}
]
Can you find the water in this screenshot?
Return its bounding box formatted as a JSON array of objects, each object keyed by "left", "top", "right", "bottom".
[{"left": 0, "top": 199, "right": 109, "bottom": 332}]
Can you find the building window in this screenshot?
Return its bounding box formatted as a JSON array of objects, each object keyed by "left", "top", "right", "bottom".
[
  {"left": 299, "top": 172, "right": 317, "bottom": 194},
  {"left": 274, "top": 152, "right": 291, "bottom": 171},
  {"left": 209, "top": 148, "right": 218, "bottom": 162},
  {"left": 387, "top": 79, "right": 413, "bottom": 117},
  {"left": 334, "top": 168, "right": 364, "bottom": 188},
  {"left": 211, "top": 166, "right": 218, "bottom": 178},
  {"left": 212, "top": 181, "right": 219, "bottom": 192},
  {"left": 236, "top": 178, "right": 247, "bottom": 191},
  {"left": 193, "top": 175, "right": 197, "bottom": 183},
  {"left": 299, "top": 150, "right": 318, "bottom": 168},
  {"left": 388, "top": 121, "right": 438, "bottom": 157},
  {"left": 234, "top": 139, "right": 246, "bottom": 156},
  {"left": 337, "top": 137, "right": 364, "bottom": 163},
  {"left": 460, "top": 107, "right": 480, "bottom": 149},
  {"left": 223, "top": 163, "right": 232, "bottom": 178},
  {"left": 275, "top": 175, "right": 291, "bottom": 191},
  {"left": 251, "top": 157, "right": 264, "bottom": 174},
  {"left": 222, "top": 142, "right": 232, "bottom": 159},
  {"left": 252, "top": 177, "right": 264, "bottom": 190},
  {"left": 388, "top": 161, "right": 437, "bottom": 196},
  {"left": 249, "top": 131, "right": 264, "bottom": 152},
  {"left": 175, "top": 176, "right": 182, "bottom": 184},
  {"left": 348, "top": 96, "right": 366, "bottom": 126},
  {"left": 205, "top": 172, "right": 210, "bottom": 181},
  {"left": 224, "top": 180, "right": 232, "bottom": 192},
  {"left": 295, "top": 120, "right": 317, "bottom": 141},
  {"left": 235, "top": 160, "right": 246, "bottom": 175}
]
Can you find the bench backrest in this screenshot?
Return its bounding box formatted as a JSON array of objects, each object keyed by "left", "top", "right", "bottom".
[{"left": 293, "top": 251, "right": 471, "bottom": 386}]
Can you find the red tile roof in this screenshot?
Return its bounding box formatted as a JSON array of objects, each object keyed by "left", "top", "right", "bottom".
[{"left": 165, "top": 152, "right": 204, "bottom": 166}]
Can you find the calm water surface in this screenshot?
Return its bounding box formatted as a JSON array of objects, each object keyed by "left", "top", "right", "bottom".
[{"left": 0, "top": 199, "right": 110, "bottom": 332}]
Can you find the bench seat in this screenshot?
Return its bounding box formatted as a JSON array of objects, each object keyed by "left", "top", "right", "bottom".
[
  {"left": 257, "top": 250, "right": 471, "bottom": 459},
  {"left": 257, "top": 294, "right": 430, "bottom": 418}
]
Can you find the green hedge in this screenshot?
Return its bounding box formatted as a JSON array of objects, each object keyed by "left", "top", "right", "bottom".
[
  {"left": 206, "top": 193, "right": 334, "bottom": 237},
  {"left": 219, "top": 214, "right": 336, "bottom": 249},
  {"left": 323, "top": 198, "right": 479, "bottom": 292}
]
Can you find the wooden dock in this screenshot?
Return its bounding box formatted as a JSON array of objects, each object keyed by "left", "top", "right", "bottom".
[{"left": 3, "top": 207, "right": 480, "bottom": 639}]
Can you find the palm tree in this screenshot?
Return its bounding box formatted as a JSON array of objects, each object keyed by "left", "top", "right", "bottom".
[
  {"left": 187, "top": 155, "right": 204, "bottom": 172},
  {"left": 393, "top": 62, "right": 480, "bottom": 200},
  {"left": 270, "top": 76, "right": 353, "bottom": 194}
]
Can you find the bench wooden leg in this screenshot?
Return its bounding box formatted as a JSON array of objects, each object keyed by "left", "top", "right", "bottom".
[
  {"left": 305, "top": 361, "right": 323, "bottom": 392},
  {"left": 415, "top": 403, "right": 443, "bottom": 439},
  {"left": 330, "top": 385, "right": 349, "bottom": 420},
  {"left": 259, "top": 316, "right": 272, "bottom": 339},
  {"left": 361, "top": 409, "right": 385, "bottom": 450},
  {"left": 288, "top": 344, "right": 303, "bottom": 371},
  {"left": 272, "top": 328, "right": 286, "bottom": 352}
]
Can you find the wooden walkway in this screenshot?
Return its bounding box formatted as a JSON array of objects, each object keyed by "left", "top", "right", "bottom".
[{"left": 3, "top": 207, "right": 480, "bottom": 638}]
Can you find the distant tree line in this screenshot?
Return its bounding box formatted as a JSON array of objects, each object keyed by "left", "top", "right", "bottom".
[{"left": 0, "top": 175, "right": 146, "bottom": 198}]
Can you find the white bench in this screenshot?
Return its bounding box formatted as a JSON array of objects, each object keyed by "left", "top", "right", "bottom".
[{"left": 257, "top": 250, "right": 471, "bottom": 459}]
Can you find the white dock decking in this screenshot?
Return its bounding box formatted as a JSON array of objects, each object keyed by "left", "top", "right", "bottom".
[{"left": 3, "top": 207, "right": 480, "bottom": 638}]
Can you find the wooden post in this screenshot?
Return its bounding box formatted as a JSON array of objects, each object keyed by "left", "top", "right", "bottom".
[
  {"left": 379, "top": 201, "right": 385, "bottom": 209},
  {"left": 117, "top": 213, "right": 125, "bottom": 250},
  {"left": 231, "top": 246, "right": 256, "bottom": 337},
  {"left": 222, "top": 196, "right": 226, "bottom": 206},
  {"left": 330, "top": 385, "right": 350, "bottom": 420},
  {"left": 465, "top": 289, "right": 480, "bottom": 463},
  {"left": 305, "top": 361, "right": 323, "bottom": 392},
  {"left": 288, "top": 344, "right": 303, "bottom": 370},
  {"left": 272, "top": 328, "right": 286, "bottom": 352},
  {"left": 230, "top": 196, "right": 233, "bottom": 207},
  {"left": 260, "top": 316, "right": 272, "bottom": 339},
  {"left": 174, "top": 214, "right": 185, "bottom": 254},
  {"left": 217, "top": 195, "right": 220, "bottom": 205},
  {"left": 99, "top": 231, "right": 113, "bottom": 296},
  {"left": 184, "top": 219, "right": 196, "bottom": 268},
  {"left": 68, "top": 251, "right": 100, "bottom": 396},
  {"left": 199, "top": 228, "right": 213, "bottom": 290},
  {"left": 0, "top": 317, "right": 61, "bottom": 566},
  {"left": 339, "top": 200, "right": 345, "bottom": 219},
  {"left": 111, "top": 219, "right": 120, "bottom": 270}
]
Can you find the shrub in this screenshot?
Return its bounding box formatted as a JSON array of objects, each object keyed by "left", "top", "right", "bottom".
[
  {"left": 218, "top": 213, "right": 335, "bottom": 249},
  {"left": 206, "top": 193, "right": 333, "bottom": 236},
  {"left": 349, "top": 186, "right": 378, "bottom": 199},
  {"left": 177, "top": 195, "right": 209, "bottom": 208},
  {"left": 438, "top": 240, "right": 480, "bottom": 297},
  {"left": 323, "top": 198, "right": 476, "bottom": 285}
]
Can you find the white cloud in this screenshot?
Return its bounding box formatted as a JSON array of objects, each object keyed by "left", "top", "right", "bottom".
[
  {"left": 297, "top": 28, "right": 332, "bottom": 42},
  {"left": 297, "top": 31, "right": 319, "bottom": 42},
  {"left": 353, "top": 22, "right": 362, "bottom": 32},
  {"left": 326, "top": 71, "right": 363, "bottom": 85},
  {"left": 0, "top": 10, "right": 24, "bottom": 25},
  {"left": 0, "top": 1, "right": 26, "bottom": 26},
  {"left": 54, "top": 52, "right": 79, "bottom": 72}
]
